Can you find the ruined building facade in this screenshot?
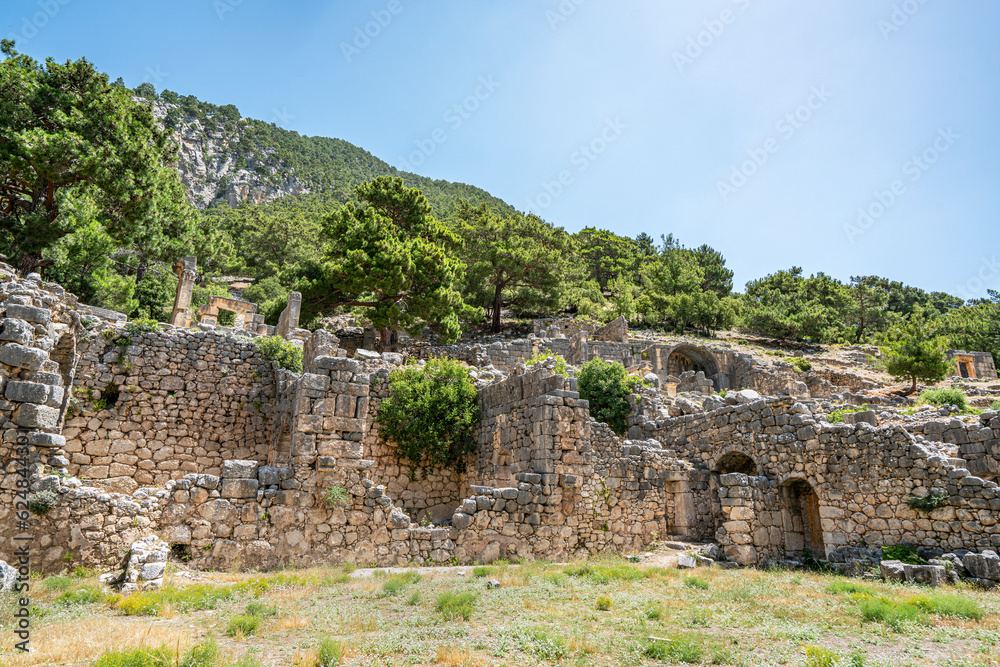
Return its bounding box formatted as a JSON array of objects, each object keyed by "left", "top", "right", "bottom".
[{"left": 2, "top": 266, "right": 1000, "bottom": 574}]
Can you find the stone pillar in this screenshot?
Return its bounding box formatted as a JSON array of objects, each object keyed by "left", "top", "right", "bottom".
[
  {"left": 276, "top": 291, "right": 302, "bottom": 339},
  {"left": 169, "top": 257, "right": 197, "bottom": 327}
]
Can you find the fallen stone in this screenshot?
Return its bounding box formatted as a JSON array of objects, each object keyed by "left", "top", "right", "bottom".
[
  {"left": 0, "top": 560, "right": 16, "bottom": 592},
  {"left": 677, "top": 554, "right": 698, "bottom": 569}
]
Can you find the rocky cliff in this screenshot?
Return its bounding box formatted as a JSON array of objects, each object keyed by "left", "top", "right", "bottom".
[{"left": 151, "top": 100, "right": 310, "bottom": 209}]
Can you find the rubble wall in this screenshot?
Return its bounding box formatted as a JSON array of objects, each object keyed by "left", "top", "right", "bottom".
[
  {"left": 62, "top": 329, "right": 280, "bottom": 486},
  {"left": 634, "top": 399, "right": 1000, "bottom": 563}
]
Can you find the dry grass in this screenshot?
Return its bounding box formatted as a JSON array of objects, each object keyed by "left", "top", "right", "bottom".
[
  {"left": 4, "top": 560, "right": 1000, "bottom": 666},
  {"left": 435, "top": 644, "right": 476, "bottom": 666},
  {"left": 4, "top": 616, "right": 191, "bottom": 667}
]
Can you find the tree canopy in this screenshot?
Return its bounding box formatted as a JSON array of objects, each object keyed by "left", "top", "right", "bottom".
[{"left": 0, "top": 41, "right": 193, "bottom": 274}]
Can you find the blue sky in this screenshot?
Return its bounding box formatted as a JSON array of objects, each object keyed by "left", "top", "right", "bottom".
[{"left": 4, "top": 1, "right": 999, "bottom": 298}]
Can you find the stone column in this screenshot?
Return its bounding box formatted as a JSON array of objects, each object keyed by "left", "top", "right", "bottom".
[
  {"left": 276, "top": 291, "right": 302, "bottom": 338},
  {"left": 169, "top": 257, "right": 197, "bottom": 327}
]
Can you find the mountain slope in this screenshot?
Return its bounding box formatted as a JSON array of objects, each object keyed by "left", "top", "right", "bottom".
[{"left": 139, "top": 87, "right": 516, "bottom": 217}]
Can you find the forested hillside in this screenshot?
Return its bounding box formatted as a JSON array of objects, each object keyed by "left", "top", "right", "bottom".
[
  {"left": 134, "top": 83, "right": 515, "bottom": 217},
  {"left": 1, "top": 46, "right": 996, "bottom": 368}
]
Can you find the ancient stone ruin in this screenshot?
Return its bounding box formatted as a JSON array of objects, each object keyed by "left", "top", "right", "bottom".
[{"left": 2, "top": 262, "right": 1000, "bottom": 586}]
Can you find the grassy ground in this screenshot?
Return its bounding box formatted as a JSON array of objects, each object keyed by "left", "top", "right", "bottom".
[{"left": 2, "top": 556, "right": 1000, "bottom": 666}]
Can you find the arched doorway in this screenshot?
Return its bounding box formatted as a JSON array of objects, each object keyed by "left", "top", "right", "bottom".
[
  {"left": 664, "top": 345, "right": 722, "bottom": 390},
  {"left": 716, "top": 451, "right": 757, "bottom": 476},
  {"left": 781, "top": 479, "right": 825, "bottom": 557}
]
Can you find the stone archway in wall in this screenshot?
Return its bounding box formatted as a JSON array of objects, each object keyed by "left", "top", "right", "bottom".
[
  {"left": 716, "top": 451, "right": 757, "bottom": 476},
  {"left": 781, "top": 478, "right": 825, "bottom": 557},
  {"left": 665, "top": 345, "right": 722, "bottom": 390}
]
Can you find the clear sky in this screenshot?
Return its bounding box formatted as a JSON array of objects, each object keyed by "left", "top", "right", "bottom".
[{"left": 4, "top": 1, "right": 998, "bottom": 298}]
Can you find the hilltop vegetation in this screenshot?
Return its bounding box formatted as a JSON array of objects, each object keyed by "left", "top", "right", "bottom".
[{"left": 2, "top": 46, "right": 997, "bottom": 365}]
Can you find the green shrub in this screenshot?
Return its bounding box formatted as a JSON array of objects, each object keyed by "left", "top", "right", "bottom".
[
  {"left": 595, "top": 595, "right": 611, "bottom": 611},
  {"left": 683, "top": 576, "right": 710, "bottom": 590},
  {"left": 825, "top": 580, "right": 874, "bottom": 596},
  {"left": 906, "top": 492, "right": 949, "bottom": 513},
  {"left": 472, "top": 565, "right": 494, "bottom": 578},
  {"left": 642, "top": 633, "right": 704, "bottom": 663},
  {"left": 435, "top": 590, "right": 477, "bottom": 621},
  {"left": 908, "top": 593, "right": 983, "bottom": 620},
  {"left": 377, "top": 358, "right": 479, "bottom": 471},
  {"left": 92, "top": 646, "right": 174, "bottom": 667},
  {"left": 919, "top": 387, "right": 968, "bottom": 411},
  {"left": 380, "top": 572, "right": 421, "bottom": 596},
  {"left": 803, "top": 645, "right": 840, "bottom": 667},
  {"left": 225, "top": 614, "right": 261, "bottom": 637},
  {"left": 254, "top": 335, "right": 303, "bottom": 372},
  {"left": 27, "top": 490, "right": 58, "bottom": 515},
  {"left": 857, "top": 597, "right": 925, "bottom": 631},
  {"left": 406, "top": 590, "right": 422, "bottom": 606},
  {"left": 790, "top": 357, "right": 813, "bottom": 373},
  {"left": 991, "top": 400, "right": 1000, "bottom": 411},
  {"left": 313, "top": 638, "right": 345, "bottom": 667},
  {"left": 322, "top": 485, "right": 349, "bottom": 508},
  {"left": 56, "top": 586, "right": 105, "bottom": 606},
  {"left": 179, "top": 637, "right": 220, "bottom": 667},
  {"left": 244, "top": 601, "right": 278, "bottom": 618},
  {"left": 41, "top": 576, "right": 75, "bottom": 592},
  {"left": 116, "top": 584, "right": 236, "bottom": 616},
  {"left": 578, "top": 358, "right": 643, "bottom": 434},
  {"left": 563, "top": 563, "right": 647, "bottom": 584},
  {"left": 881, "top": 544, "right": 925, "bottom": 565},
  {"left": 511, "top": 627, "right": 569, "bottom": 660}
]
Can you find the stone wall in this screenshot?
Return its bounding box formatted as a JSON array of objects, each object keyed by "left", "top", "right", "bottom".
[
  {"left": 633, "top": 398, "right": 1000, "bottom": 564},
  {"left": 62, "top": 329, "right": 279, "bottom": 487}
]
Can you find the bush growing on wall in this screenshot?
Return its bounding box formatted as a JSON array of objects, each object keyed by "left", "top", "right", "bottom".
[
  {"left": 578, "top": 357, "right": 643, "bottom": 435},
  {"left": 254, "top": 335, "right": 303, "bottom": 372},
  {"left": 377, "top": 358, "right": 479, "bottom": 472}
]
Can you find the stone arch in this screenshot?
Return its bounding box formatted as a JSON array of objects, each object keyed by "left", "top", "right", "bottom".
[
  {"left": 716, "top": 451, "right": 758, "bottom": 476},
  {"left": 780, "top": 478, "right": 825, "bottom": 558},
  {"left": 664, "top": 344, "right": 723, "bottom": 390}
]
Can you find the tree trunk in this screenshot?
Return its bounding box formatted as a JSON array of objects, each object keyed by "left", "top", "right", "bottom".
[
  {"left": 491, "top": 282, "right": 503, "bottom": 332},
  {"left": 17, "top": 251, "right": 42, "bottom": 276},
  {"left": 901, "top": 375, "right": 917, "bottom": 396},
  {"left": 380, "top": 327, "right": 390, "bottom": 352}
]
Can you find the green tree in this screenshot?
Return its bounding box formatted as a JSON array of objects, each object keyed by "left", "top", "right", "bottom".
[
  {"left": 377, "top": 358, "right": 479, "bottom": 472},
  {"left": 741, "top": 268, "right": 851, "bottom": 342},
  {"left": 301, "top": 177, "right": 469, "bottom": 346},
  {"left": 0, "top": 41, "right": 194, "bottom": 274},
  {"left": 881, "top": 315, "right": 951, "bottom": 395},
  {"left": 578, "top": 358, "right": 643, "bottom": 434},
  {"left": 573, "top": 227, "right": 639, "bottom": 292},
  {"left": 455, "top": 202, "right": 571, "bottom": 331}
]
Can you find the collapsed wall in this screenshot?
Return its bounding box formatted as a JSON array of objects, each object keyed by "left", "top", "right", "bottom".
[
  {"left": 632, "top": 398, "right": 1000, "bottom": 564},
  {"left": 4, "top": 263, "right": 999, "bottom": 575}
]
